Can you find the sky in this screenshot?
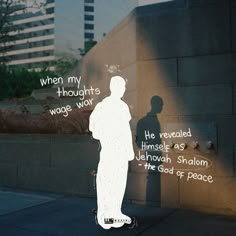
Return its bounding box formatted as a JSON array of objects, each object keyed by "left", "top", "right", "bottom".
[
  {"left": 95, "top": 0, "right": 174, "bottom": 40},
  {"left": 54, "top": 0, "right": 137, "bottom": 58},
  {"left": 53, "top": 0, "right": 173, "bottom": 58},
  {"left": 94, "top": 0, "right": 136, "bottom": 41},
  {"left": 15, "top": 0, "right": 173, "bottom": 58}
]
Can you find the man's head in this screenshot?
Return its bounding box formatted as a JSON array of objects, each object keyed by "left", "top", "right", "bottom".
[{"left": 109, "top": 76, "right": 126, "bottom": 98}]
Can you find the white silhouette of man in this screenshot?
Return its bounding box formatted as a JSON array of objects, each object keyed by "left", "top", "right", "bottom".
[{"left": 89, "top": 76, "right": 134, "bottom": 229}]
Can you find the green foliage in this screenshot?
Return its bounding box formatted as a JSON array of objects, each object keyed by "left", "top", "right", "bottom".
[
  {"left": 54, "top": 57, "right": 78, "bottom": 75},
  {"left": 0, "top": 65, "right": 57, "bottom": 101},
  {"left": 79, "top": 39, "right": 97, "bottom": 56}
]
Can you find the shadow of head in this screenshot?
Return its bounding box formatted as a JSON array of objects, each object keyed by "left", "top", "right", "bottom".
[
  {"left": 135, "top": 95, "right": 164, "bottom": 148},
  {"left": 149, "top": 96, "right": 163, "bottom": 115}
]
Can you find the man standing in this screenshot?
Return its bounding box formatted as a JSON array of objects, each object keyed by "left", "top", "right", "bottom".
[{"left": 89, "top": 76, "right": 134, "bottom": 229}]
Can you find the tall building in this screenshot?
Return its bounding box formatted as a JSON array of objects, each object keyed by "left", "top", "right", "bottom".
[
  {"left": 0, "top": 0, "right": 56, "bottom": 71},
  {"left": 84, "top": 0, "right": 95, "bottom": 44},
  {"left": 0, "top": 0, "right": 137, "bottom": 71},
  {"left": 0, "top": 0, "right": 83, "bottom": 71}
]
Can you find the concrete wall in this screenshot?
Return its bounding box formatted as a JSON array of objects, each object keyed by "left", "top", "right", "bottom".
[
  {"left": 0, "top": 134, "right": 99, "bottom": 197},
  {"left": 79, "top": 0, "right": 236, "bottom": 215},
  {"left": 134, "top": 0, "right": 236, "bottom": 215}
]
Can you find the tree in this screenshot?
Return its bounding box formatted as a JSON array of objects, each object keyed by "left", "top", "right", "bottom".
[
  {"left": 0, "top": 66, "right": 57, "bottom": 101},
  {"left": 78, "top": 39, "right": 97, "bottom": 56},
  {"left": 54, "top": 57, "right": 78, "bottom": 75},
  {"left": 0, "top": 0, "right": 45, "bottom": 64}
]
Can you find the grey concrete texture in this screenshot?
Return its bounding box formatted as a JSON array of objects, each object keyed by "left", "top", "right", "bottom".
[
  {"left": 0, "top": 135, "right": 99, "bottom": 197},
  {"left": 160, "top": 174, "right": 179, "bottom": 208},
  {"left": 77, "top": 0, "right": 236, "bottom": 217},
  {"left": 140, "top": 210, "right": 236, "bottom": 236},
  {"left": 0, "top": 142, "right": 51, "bottom": 166},
  {"left": 0, "top": 163, "right": 17, "bottom": 187},
  {"left": 187, "top": 0, "right": 230, "bottom": 7},
  {"left": 0, "top": 188, "right": 236, "bottom": 236},
  {"left": 0, "top": 134, "right": 99, "bottom": 169},
  {"left": 0, "top": 190, "right": 54, "bottom": 216},
  {"left": 179, "top": 176, "right": 236, "bottom": 215},
  {"left": 137, "top": 59, "right": 178, "bottom": 89},
  {"left": 136, "top": 3, "right": 230, "bottom": 60},
  {"left": 17, "top": 166, "right": 90, "bottom": 196},
  {"left": 232, "top": 1, "right": 236, "bottom": 52},
  {"left": 136, "top": 85, "right": 232, "bottom": 117},
  {"left": 50, "top": 141, "right": 99, "bottom": 169},
  {"left": 179, "top": 54, "right": 236, "bottom": 86},
  {"left": 234, "top": 85, "right": 236, "bottom": 114}
]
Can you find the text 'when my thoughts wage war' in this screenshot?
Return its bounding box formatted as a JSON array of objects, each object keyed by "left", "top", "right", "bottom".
[{"left": 40, "top": 76, "right": 101, "bottom": 117}]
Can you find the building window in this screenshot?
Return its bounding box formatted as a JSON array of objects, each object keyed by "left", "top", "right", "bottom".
[
  {"left": 84, "top": 14, "right": 94, "bottom": 21},
  {"left": 46, "top": 7, "right": 54, "bottom": 14},
  {"left": 85, "top": 24, "right": 94, "bottom": 30},
  {"left": 85, "top": 0, "right": 94, "bottom": 3},
  {"left": 84, "top": 6, "right": 94, "bottom": 12},
  {"left": 84, "top": 33, "right": 94, "bottom": 39},
  {"left": 26, "top": 22, "right": 32, "bottom": 27},
  {"left": 46, "top": 0, "right": 54, "bottom": 4},
  {"left": 5, "top": 50, "right": 54, "bottom": 61}
]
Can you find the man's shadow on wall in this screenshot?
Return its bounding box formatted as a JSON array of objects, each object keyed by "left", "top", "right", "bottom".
[{"left": 136, "top": 96, "right": 163, "bottom": 206}]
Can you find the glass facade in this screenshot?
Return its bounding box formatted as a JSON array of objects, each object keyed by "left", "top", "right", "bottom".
[
  {"left": 84, "top": 15, "right": 94, "bottom": 21},
  {"left": 85, "top": 24, "right": 94, "bottom": 30},
  {"left": 16, "top": 18, "right": 54, "bottom": 31},
  {"left": 84, "top": 0, "right": 95, "bottom": 43},
  {"left": 16, "top": 29, "right": 54, "bottom": 41},
  {"left": 84, "top": 6, "right": 94, "bottom": 12},
  {"left": 5, "top": 40, "right": 54, "bottom": 52},
  {"left": 2, "top": 0, "right": 56, "bottom": 70},
  {"left": 6, "top": 50, "right": 54, "bottom": 61},
  {"left": 8, "top": 61, "right": 53, "bottom": 70},
  {"left": 46, "top": 0, "right": 55, "bottom": 4},
  {"left": 9, "top": 11, "right": 42, "bottom": 21},
  {"left": 84, "top": 33, "right": 94, "bottom": 39},
  {"left": 46, "top": 7, "right": 55, "bottom": 14},
  {"left": 2, "top": 0, "right": 96, "bottom": 70}
]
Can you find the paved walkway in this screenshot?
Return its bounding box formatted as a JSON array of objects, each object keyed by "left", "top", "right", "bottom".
[{"left": 0, "top": 188, "right": 235, "bottom": 236}]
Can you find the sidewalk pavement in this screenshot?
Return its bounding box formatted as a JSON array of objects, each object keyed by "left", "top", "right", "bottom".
[{"left": 0, "top": 187, "right": 235, "bottom": 236}]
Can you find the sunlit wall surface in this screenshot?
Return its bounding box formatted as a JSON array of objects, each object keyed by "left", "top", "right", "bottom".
[
  {"left": 80, "top": 0, "right": 236, "bottom": 215},
  {"left": 137, "top": 0, "right": 174, "bottom": 6}
]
